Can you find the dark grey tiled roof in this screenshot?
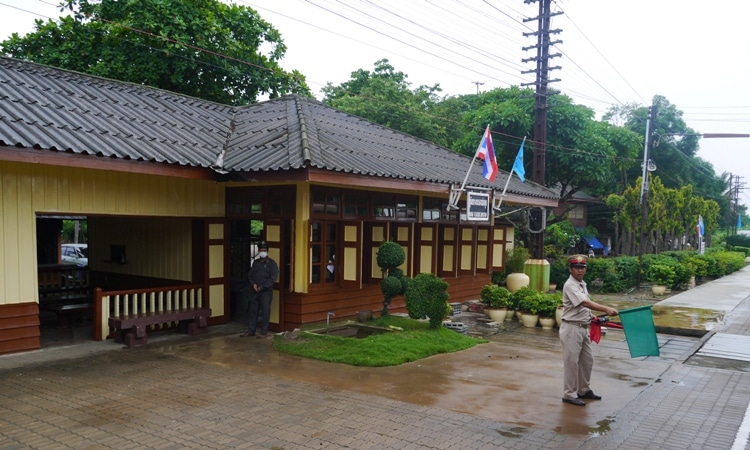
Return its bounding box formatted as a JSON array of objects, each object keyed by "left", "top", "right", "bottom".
[{"left": 0, "top": 57, "right": 557, "bottom": 202}]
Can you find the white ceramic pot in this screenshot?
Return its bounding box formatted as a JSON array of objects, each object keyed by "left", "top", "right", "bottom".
[
  {"left": 539, "top": 316, "right": 555, "bottom": 330},
  {"left": 506, "top": 272, "right": 530, "bottom": 293},
  {"left": 652, "top": 285, "right": 667, "bottom": 296},
  {"left": 505, "top": 309, "right": 515, "bottom": 321},
  {"left": 486, "top": 308, "right": 507, "bottom": 323},
  {"left": 555, "top": 307, "right": 563, "bottom": 328},
  {"left": 521, "top": 313, "right": 539, "bottom": 328}
]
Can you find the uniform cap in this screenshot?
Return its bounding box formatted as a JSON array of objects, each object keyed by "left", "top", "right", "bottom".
[{"left": 568, "top": 254, "right": 588, "bottom": 267}]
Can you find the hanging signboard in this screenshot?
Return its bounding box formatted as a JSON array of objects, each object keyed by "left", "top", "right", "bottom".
[{"left": 466, "top": 191, "right": 490, "bottom": 221}]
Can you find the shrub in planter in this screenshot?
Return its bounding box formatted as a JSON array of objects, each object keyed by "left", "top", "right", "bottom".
[
  {"left": 517, "top": 291, "right": 547, "bottom": 315},
  {"left": 404, "top": 273, "right": 450, "bottom": 329},
  {"left": 480, "top": 284, "right": 511, "bottom": 309},
  {"left": 510, "top": 286, "right": 537, "bottom": 312},
  {"left": 685, "top": 254, "right": 710, "bottom": 278},
  {"left": 647, "top": 264, "right": 676, "bottom": 287},
  {"left": 537, "top": 292, "right": 562, "bottom": 318},
  {"left": 506, "top": 246, "right": 529, "bottom": 273}
]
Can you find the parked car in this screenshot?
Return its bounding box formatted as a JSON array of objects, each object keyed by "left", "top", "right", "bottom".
[{"left": 61, "top": 244, "right": 88, "bottom": 266}]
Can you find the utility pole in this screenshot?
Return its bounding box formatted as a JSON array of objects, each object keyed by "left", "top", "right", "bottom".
[
  {"left": 472, "top": 81, "right": 484, "bottom": 95},
  {"left": 522, "top": 0, "right": 561, "bottom": 259},
  {"left": 637, "top": 105, "right": 657, "bottom": 287},
  {"left": 730, "top": 174, "right": 744, "bottom": 234}
]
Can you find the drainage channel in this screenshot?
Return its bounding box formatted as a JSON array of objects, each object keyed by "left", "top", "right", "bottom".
[{"left": 686, "top": 333, "right": 750, "bottom": 372}]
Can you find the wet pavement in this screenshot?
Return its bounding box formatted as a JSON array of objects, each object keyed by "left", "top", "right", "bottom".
[{"left": 2, "top": 267, "right": 750, "bottom": 449}]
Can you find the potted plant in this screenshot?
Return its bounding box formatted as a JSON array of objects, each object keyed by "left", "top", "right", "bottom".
[
  {"left": 513, "top": 287, "right": 541, "bottom": 328},
  {"left": 648, "top": 264, "right": 675, "bottom": 295},
  {"left": 537, "top": 292, "right": 562, "bottom": 330},
  {"left": 480, "top": 284, "right": 511, "bottom": 322},
  {"left": 505, "top": 246, "right": 530, "bottom": 292},
  {"left": 491, "top": 269, "right": 508, "bottom": 286}
]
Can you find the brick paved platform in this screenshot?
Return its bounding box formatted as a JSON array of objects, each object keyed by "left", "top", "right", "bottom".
[{"left": 2, "top": 266, "right": 750, "bottom": 449}]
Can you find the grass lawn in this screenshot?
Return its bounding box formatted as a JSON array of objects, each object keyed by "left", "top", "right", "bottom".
[{"left": 273, "top": 315, "right": 487, "bottom": 367}]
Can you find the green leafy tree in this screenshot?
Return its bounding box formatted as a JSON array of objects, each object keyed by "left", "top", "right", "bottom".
[
  {"left": 607, "top": 176, "right": 720, "bottom": 256},
  {"left": 606, "top": 95, "right": 731, "bottom": 227},
  {"left": 322, "top": 59, "right": 448, "bottom": 146},
  {"left": 451, "top": 88, "right": 641, "bottom": 207},
  {"left": 1, "top": 0, "right": 310, "bottom": 104}
]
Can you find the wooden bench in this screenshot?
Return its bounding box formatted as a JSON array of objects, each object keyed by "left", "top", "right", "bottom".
[
  {"left": 108, "top": 307, "right": 211, "bottom": 348},
  {"left": 48, "top": 303, "right": 93, "bottom": 328}
]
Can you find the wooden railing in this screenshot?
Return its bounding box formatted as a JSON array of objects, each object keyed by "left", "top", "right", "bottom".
[
  {"left": 38, "top": 264, "right": 91, "bottom": 309},
  {"left": 93, "top": 284, "right": 205, "bottom": 341}
]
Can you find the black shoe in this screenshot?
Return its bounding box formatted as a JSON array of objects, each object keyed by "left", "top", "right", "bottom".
[
  {"left": 562, "top": 397, "right": 586, "bottom": 406},
  {"left": 578, "top": 390, "right": 602, "bottom": 400}
]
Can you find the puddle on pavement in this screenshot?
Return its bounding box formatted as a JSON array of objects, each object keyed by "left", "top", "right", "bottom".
[
  {"left": 594, "top": 295, "right": 723, "bottom": 332},
  {"left": 496, "top": 426, "right": 527, "bottom": 438},
  {"left": 588, "top": 417, "right": 615, "bottom": 437},
  {"left": 614, "top": 373, "right": 650, "bottom": 387},
  {"left": 651, "top": 306, "right": 723, "bottom": 331},
  {"left": 554, "top": 416, "right": 615, "bottom": 436}
]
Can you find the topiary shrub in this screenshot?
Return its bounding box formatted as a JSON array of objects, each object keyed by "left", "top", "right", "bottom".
[
  {"left": 377, "top": 241, "right": 405, "bottom": 270},
  {"left": 405, "top": 273, "right": 450, "bottom": 329},
  {"left": 376, "top": 241, "right": 408, "bottom": 315}
]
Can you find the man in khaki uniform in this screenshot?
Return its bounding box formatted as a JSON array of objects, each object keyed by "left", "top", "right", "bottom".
[{"left": 560, "top": 255, "right": 618, "bottom": 406}]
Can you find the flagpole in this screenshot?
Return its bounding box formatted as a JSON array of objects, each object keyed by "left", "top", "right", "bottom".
[
  {"left": 493, "top": 136, "right": 526, "bottom": 211},
  {"left": 449, "top": 125, "right": 489, "bottom": 210}
]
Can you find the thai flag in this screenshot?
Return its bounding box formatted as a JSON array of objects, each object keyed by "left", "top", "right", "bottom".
[
  {"left": 475, "top": 126, "right": 498, "bottom": 182},
  {"left": 696, "top": 215, "right": 704, "bottom": 237}
]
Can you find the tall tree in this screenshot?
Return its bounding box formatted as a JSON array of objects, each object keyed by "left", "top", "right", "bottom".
[
  {"left": 606, "top": 176, "right": 720, "bottom": 256},
  {"left": 607, "top": 95, "right": 733, "bottom": 227},
  {"left": 1, "top": 0, "right": 310, "bottom": 104},
  {"left": 453, "top": 88, "right": 641, "bottom": 206},
  {"left": 321, "top": 59, "right": 448, "bottom": 146}
]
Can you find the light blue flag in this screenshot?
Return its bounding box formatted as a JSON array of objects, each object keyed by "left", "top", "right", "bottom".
[
  {"left": 512, "top": 138, "right": 526, "bottom": 182},
  {"left": 739, "top": 215, "right": 743, "bottom": 230}
]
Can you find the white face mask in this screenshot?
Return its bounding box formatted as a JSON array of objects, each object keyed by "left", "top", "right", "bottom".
[{"left": 258, "top": 251, "right": 268, "bottom": 258}]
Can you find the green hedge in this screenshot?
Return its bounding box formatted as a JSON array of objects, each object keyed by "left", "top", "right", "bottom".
[{"left": 576, "top": 250, "right": 746, "bottom": 293}]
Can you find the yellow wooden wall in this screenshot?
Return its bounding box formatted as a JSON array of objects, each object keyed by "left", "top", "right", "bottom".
[
  {"left": 0, "top": 160, "right": 224, "bottom": 306},
  {"left": 88, "top": 217, "right": 192, "bottom": 280}
]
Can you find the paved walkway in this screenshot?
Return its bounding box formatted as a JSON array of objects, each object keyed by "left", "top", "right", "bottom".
[{"left": 1, "top": 267, "right": 750, "bottom": 449}]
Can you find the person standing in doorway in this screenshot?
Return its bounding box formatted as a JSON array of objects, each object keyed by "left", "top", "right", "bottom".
[
  {"left": 240, "top": 242, "right": 279, "bottom": 339},
  {"left": 560, "top": 254, "right": 618, "bottom": 406}
]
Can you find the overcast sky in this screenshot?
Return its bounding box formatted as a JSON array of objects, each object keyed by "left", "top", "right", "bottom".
[{"left": 2, "top": 0, "right": 749, "bottom": 208}]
